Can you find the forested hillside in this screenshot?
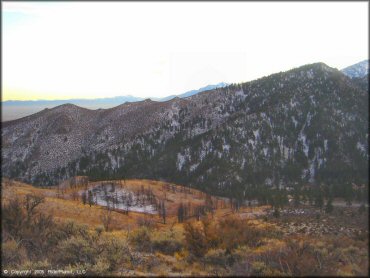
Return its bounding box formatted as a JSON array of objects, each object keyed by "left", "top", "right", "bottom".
[{"left": 2, "top": 63, "right": 368, "bottom": 198}]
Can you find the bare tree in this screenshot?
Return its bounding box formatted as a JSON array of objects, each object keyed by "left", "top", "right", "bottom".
[
  {"left": 70, "top": 177, "right": 76, "bottom": 189},
  {"left": 82, "top": 176, "right": 89, "bottom": 190},
  {"left": 81, "top": 191, "right": 87, "bottom": 205},
  {"left": 125, "top": 192, "right": 133, "bottom": 215},
  {"left": 159, "top": 200, "right": 166, "bottom": 224},
  {"left": 177, "top": 203, "right": 185, "bottom": 223},
  {"left": 88, "top": 190, "right": 94, "bottom": 207},
  {"left": 101, "top": 207, "right": 113, "bottom": 232},
  {"left": 24, "top": 194, "right": 45, "bottom": 223},
  {"left": 205, "top": 194, "right": 214, "bottom": 214},
  {"left": 71, "top": 191, "right": 79, "bottom": 201},
  {"left": 113, "top": 192, "right": 119, "bottom": 209}
]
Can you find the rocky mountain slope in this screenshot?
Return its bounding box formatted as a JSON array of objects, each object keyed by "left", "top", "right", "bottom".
[
  {"left": 341, "top": 59, "right": 369, "bottom": 78},
  {"left": 2, "top": 63, "right": 368, "bottom": 196}
]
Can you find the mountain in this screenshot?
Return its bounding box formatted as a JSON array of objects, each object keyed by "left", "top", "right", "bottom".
[
  {"left": 341, "top": 59, "right": 369, "bottom": 78},
  {"left": 156, "top": 82, "right": 229, "bottom": 101},
  {"left": 2, "top": 63, "right": 368, "bottom": 197},
  {"left": 1, "top": 95, "right": 144, "bottom": 121},
  {"left": 2, "top": 83, "right": 228, "bottom": 121}
]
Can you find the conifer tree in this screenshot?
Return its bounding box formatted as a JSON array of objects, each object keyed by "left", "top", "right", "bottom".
[{"left": 325, "top": 197, "right": 333, "bottom": 213}]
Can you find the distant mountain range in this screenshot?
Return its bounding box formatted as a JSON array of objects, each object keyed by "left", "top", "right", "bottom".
[
  {"left": 341, "top": 59, "right": 369, "bottom": 78},
  {"left": 152, "top": 82, "right": 229, "bottom": 101},
  {"left": 1, "top": 82, "right": 228, "bottom": 121},
  {"left": 2, "top": 61, "right": 367, "bottom": 197}
]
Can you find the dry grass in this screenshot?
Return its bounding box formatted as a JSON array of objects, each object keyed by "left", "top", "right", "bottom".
[
  {"left": 3, "top": 178, "right": 367, "bottom": 276},
  {"left": 1, "top": 178, "right": 239, "bottom": 232}
]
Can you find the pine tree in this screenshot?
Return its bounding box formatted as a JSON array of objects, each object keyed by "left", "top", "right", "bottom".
[
  {"left": 325, "top": 197, "right": 333, "bottom": 213},
  {"left": 358, "top": 203, "right": 366, "bottom": 215},
  {"left": 344, "top": 184, "right": 354, "bottom": 206},
  {"left": 293, "top": 189, "right": 300, "bottom": 207},
  {"left": 273, "top": 208, "right": 280, "bottom": 218},
  {"left": 314, "top": 191, "right": 324, "bottom": 210}
]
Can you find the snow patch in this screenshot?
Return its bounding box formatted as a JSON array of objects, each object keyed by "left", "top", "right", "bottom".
[
  {"left": 309, "top": 161, "right": 315, "bottom": 183},
  {"left": 190, "top": 163, "right": 199, "bottom": 172},
  {"left": 81, "top": 184, "right": 156, "bottom": 214},
  {"left": 306, "top": 69, "right": 314, "bottom": 79},
  {"left": 235, "top": 90, "right": 246, "bottom": 100},
  {"left": 299, "top": 133, "right": 309, "bottom": 157},
  {"left": 324, "top": 139, "right": 328, "bottom": 151},
  {"left": 356, "top": 142, "right": 366, "bottom": 153},
  {"left": 265, "top": 178, "right": 272, "bottom": 186},
  {"left": 177, "top": 153, "right": 186, "bottom": 171},
  {"left": 291, "top": 116, "right": 298, "bottom": 128},
  {"left": 222, "top": 144, "right": 230, "bottom": 152}
]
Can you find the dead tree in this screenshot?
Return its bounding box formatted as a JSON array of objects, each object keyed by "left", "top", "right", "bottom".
[
  {"left": 177, "top": 203, "right": 185, "bottom": 223},
  {"left": 101, "top": 206, "right": 113, "bottom": 232},
  {"left": 24, "top": 194, "right": 45, "bottom": 224},
  {"left": 81, "top": 191, "right": 87, "bottom": 205},
  {"left": 71, "top": 191, "right": 79, "bottom": 201},
  {"left": 88, "top": 191, "right": 94, "bottom": 207},
  {"left": 159, "top": 200, "right": 166, "bottom": 224}
]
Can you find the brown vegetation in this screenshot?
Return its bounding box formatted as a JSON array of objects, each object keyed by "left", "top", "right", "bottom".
[{"left": 1, "top": 178, "right": 368, "bottom": 276}]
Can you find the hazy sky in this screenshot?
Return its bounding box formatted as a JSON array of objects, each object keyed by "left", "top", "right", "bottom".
[{"left": 3, "top": 2, "right": 368, "bottom": 100}]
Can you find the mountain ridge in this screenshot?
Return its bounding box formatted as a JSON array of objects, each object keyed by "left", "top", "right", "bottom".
[
  {"left": 2, "top": 83, "right": 228, "bottom": 122},
  {"left": 2, "top": 62, "right": 368, "bottom": 197}
]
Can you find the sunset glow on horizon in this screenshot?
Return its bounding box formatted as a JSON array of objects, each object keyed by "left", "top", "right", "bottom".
[{"left": 3, "top": 2, "right": 368, "bottom": 101}]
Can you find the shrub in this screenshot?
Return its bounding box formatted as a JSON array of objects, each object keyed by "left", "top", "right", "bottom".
[
  {"left": 2, "top": 195, "right": 59, "bottom": 263},
  {"left": 251, "top": 261, "right": 269, "bottom": 276},
  {"left": 90, "top": 256, "right": 111, "bottom": 275},
  {"left": 201, "top": 216, "right": 219, "bottom": 249},
  {"left": 55, "top": 236, "right": 97, "bottom": 266},
  {"left": 204, "top": 248, "right": 228, "bottom": 267},
  {"left": 150, "top": 228, "right": 183, "bottom": 255},
  {"left": 20, "top": 259, "right": 51, "bottom": 271},
  {"left": 218, "top": 217, "right": 263, "bottom": 250},
  {"left": 183, "top": 221, "right": 208, "bottom": 258},
  {"left": 101, "top": 236, "right": 130, "bottom": 270},
  {"left": 174, "top": 249, "right": 189, "bottom": 261},
  {"left": 95, "top": 226, "right": 104, "bottom": 236},
  {"left": 129, "top": 227, "right": 152, "bottom": 252},
  {"left": 2, "top": 240, "right": 28, "bottom": 267},
  {"left": 254, "top": 261, "right": 285, "bottom": 276},
  {"left": 152, "top": 238, "right": 182, "bottom": 255},
  {"left": 280, "top": 239, "right": 320, "bottom": 276},
  {"left": 136, "top": 216, "right": 156, "bottom": 228}
]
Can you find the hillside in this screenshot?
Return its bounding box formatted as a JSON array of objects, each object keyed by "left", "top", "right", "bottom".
[
  {"left": 2, "top": 178, "right": 226, "bottom": 231},
  {"left": 2, "top": 177, "right": 368, "bottom": 276},
  {"left": 2, "top": 63, "right": 368, "bottom": 198}
]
